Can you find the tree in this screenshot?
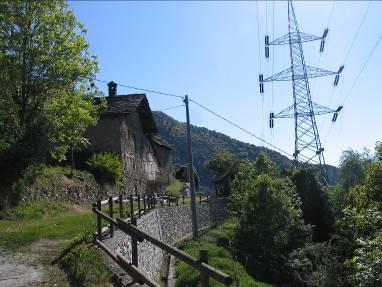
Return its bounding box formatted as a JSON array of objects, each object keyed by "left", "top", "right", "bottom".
[
  {"left": 0, "top": 0, "right": 99, "bottom": 183},
  {"left": 234, "top": 173, "right": 311, "bottom": 283},
  {"left": 292, "top": 168, "right": 334, "bottom": 242},
  {"left": 338, "top": 149, "right": 369, "bottom": 192},
  {"left": 204, "top": 150, "right": 241, "bottom": 177},
  {"left": 230, "top": 154, "right": 277, "bottom": 216}
]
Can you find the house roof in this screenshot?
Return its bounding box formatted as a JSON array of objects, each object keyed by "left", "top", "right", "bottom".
[
  {"left": 150, "top": 135, "right": 172, "bottom": 150},
  {"left": 94, "top": 94, "right": 158, "bottom": 134}
]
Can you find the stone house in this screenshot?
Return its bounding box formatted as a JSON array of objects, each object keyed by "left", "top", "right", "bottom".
[{"left": 85, "top": 81, "right": 173, "bottom": 195}]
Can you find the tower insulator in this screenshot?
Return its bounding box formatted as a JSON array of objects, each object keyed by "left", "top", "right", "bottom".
[
  {"left": 333, "top": 65, "right": 344, "bottom": 86},
  {"left": 259, "top": 74, "right": 264, "bottom": 93}
]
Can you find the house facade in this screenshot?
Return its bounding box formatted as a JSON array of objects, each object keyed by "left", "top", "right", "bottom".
[{"left": 85, "top": 82, "right": 173, "bottom": 195}]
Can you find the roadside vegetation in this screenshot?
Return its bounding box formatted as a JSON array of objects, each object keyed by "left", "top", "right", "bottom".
[
  {"left": 199, "top": 142, "right": 382, "bottom": 286},
  {"left": 0, "top": 198, "right": 113, "bottom": 286},
  {"left": 176, "top": 218, "right": 270, "bottom": 287}
]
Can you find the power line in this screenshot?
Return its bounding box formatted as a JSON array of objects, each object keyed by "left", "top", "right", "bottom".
[
  {"left": 189, "top": 98, "right": 319, "bottom": 164},
  {"left": 91, "top": 78, "right": 184, "bottom": 99},
  {"left": 342, "top": 1, "right": 373, "bottom": 64},
  {"left": 342, "top": 31, "right": 382, "bottom": 105},
  {"left": 155, "top": 105, "right": 185, "bottom": 112},
  {"left": 324, "top": 31, "right": 382, "bottom": 146}
]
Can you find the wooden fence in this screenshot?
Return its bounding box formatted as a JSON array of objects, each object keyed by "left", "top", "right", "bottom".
[{"left": 92, "top": 193, "right": 232, "bottom": 287}]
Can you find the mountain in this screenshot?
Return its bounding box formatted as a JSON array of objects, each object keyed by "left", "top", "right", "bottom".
[{"left": 153, "top": 111, "right": 338, "bottom": 188}]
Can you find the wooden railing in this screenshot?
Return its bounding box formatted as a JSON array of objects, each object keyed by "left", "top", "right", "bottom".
[{"left": 92, "top": 194, "right": 232, "bottom": 287}]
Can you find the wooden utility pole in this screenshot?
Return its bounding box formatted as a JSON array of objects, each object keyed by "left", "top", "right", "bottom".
[{"left": 184, "top": 95, "right": 198, "bottom": 238}]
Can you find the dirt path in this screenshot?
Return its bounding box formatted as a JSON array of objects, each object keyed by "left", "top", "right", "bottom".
[{"left": 0, "top": 239, "right": 70, "bottom": 287}]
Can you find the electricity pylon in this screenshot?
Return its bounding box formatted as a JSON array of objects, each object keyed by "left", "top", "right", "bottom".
[{"left": 259, "top": 0, "right": 343, "bottom": 181}]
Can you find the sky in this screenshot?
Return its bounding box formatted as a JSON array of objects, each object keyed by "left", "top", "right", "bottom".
[{"left": 69, "top": 0, "right": 382, "bottom": 167}]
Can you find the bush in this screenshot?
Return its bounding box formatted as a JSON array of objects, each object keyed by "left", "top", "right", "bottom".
[
  {"left": 87, "top": 152, "right": 123, "bottom": 185},
  {"left": 166, "top": 179, "right": 183, "bottom": 197},
  {"left": 234, "top": 173, "right": 311, "bottom": 284}
]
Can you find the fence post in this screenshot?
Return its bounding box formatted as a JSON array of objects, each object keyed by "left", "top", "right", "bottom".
[
  {"left": 108, "top": 196, "right": 114, "bottom": 238},
  {"left": 176, "top": 196, "right": 179, "bottom": 206},
  {"left": 199, "top": 193, "right": 202, "bottom": 204},
  {"left": 200, "top": 249, "right": 209, "bottom": 287},
  {"left": 119, "top": 193, "right": 123, "bottom": 218},
  {"left": 131, "top": 217, "right": 138, "bottom": 267},
  {"left": 143, "top": 194, "right": 146, "bottom": 213},
  {"left": 182, "top": 193, "right": 185, "bottom": 204},
  {"left": 153, "top": 196, "right": 156, "bottom": 209},
  {"left": 130, "top": 195, "right": 134, "bottom": 218},
  {"left": 97, "top": 199, "right": 102, "bottom": 241},
  {"left": 138, "top": 195, "right": 141, "bottom": 218},
  {"left": 168, "top": 195, "right": 170, "bottom": 207}
]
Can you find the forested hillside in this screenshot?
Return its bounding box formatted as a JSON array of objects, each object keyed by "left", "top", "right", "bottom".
[{"left": 153, "top": 111, "right": 338, "bottom": 187}]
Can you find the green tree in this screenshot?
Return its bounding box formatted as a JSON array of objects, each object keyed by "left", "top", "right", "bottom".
[
  {"left": 230, "top": 154, "right": 277, "bottom": 216},
  {"left": 339, "top": 149, "right": 369, "bottom": 192},
  {"left": 292, "top": 168, "right": 334, "bottom": 242},
  {"left": 204, "top": 150, "right": 241, "bottom": 177},
  {"left": 234, "top": 173, "right": 311, "bottom": 284},
  {"left": 0, "top": 0, "right": 99, "bottom": 184}
]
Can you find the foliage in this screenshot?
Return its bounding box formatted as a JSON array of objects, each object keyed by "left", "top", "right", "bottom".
[
  {"left": 346, "top": 232, "right": 382, "bottom": 287},
  {"left": 165, "top": 179, "right": 183, "bottom": 197},
  {"left": 229, "top": 161, "right": 258, "bottom": 216},
  {"left": 87, "top": 152, "right": 123, "bottom": 185},
  {"left": 234, "top": 173, "right": 311, "bottom": 284},
  {"left": 204, "top": 150, "right": 241, "bottom": 177},
  {"left": 0, "top": 0, "right": 99, "bottom": 187},
  {"left": 176, "top": 218, "right": 270, "bottom": 287},
  {"left": 60, "top": 242, "right": 111, "bottom": 287},
  {"left": 339, "top": 149, "right": 370, "bottom": 192},
  {"left": 47, "top": 90, "right": 104, "bottom": 162},
  {"left": 292, "top": 168, "right": 334, "bottom": 242},
  {"left": 230, "top": 155, "right": 278, "bottom": 216},
  {"left": 287, "top": 242, "right": 344, "bottom": 286}
]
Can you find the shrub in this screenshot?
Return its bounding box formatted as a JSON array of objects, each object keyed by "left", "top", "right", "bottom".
[
  {"left": 234, "top": 174, "right": 311, "bottom": 284},
  {"left": 166, "top": 179, "right": 183, "bottom": 197},
  {"left": 87, "top": 152, "right": 123, "bottom": 185}
]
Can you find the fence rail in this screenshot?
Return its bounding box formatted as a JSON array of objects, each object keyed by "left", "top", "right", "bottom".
[{"left": 92, "top": 193, "right": 232, "bottom": 287}]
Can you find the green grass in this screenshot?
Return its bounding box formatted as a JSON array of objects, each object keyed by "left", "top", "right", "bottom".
[
  {"left": 60, "top": 241, "right": 111, "bottom": 287},
  {"left": 0, "top": 209, "right": 95, "bottom": 249},
  {"left": 4, "top": 199, "right": 69, "bottom": 219},
  {"left": 0, "top": 199, "right": 113, "bottom": 285},
  {"left": 175, "top": 218, "right": 271, "bottom": 287}
]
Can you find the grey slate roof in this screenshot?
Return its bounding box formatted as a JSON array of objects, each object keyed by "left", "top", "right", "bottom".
[{"left": 94, "top": 94, "right": 158, "bottom": 134}]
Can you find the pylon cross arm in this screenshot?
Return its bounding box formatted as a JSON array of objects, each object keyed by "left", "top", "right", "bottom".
[{"left": 269, "top": 32, "right": 321, "bottom": 46}]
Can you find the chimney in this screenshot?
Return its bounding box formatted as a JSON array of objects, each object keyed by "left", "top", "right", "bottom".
[{"left": 107, "top": 81, "right": 117, "bottom": 97}]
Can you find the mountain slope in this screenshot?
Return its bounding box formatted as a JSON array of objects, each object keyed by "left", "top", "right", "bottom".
[{"left": 153, "top": 111, "right": 337, "bottom": 188}]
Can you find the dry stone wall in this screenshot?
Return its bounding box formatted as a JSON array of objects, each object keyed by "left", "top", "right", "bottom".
[{"left": 105, "top": 202, "right": 228, "bottom": 282}]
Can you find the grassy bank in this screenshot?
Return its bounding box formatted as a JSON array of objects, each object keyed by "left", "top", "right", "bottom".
[
  {"left": 0, "top": 199, "right": 112, "bottom": 286},
  {"left": 175, "top": 218, "right": 270, "bottom": 287}
]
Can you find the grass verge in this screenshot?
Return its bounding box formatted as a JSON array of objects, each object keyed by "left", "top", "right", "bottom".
[{"left": 175, "top": 218, "right": 271, "bottom": 287}]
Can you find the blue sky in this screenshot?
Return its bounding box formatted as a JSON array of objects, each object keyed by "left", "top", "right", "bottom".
[{"left": 69, "top": 1, "right": 382, "bottom": 166}]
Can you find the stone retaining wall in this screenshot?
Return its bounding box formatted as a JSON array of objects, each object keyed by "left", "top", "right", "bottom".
[{"left": 103, "top": 202, "right": 228, "bottom": 282}]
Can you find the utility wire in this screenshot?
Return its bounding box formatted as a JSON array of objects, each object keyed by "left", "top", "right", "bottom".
[
  {"left": 189, "top": 98, "right": 319, "bottom": 164},
  {"left": 342, "top": 31, "right": 382, "bottom": 105},
  {"left": 342, "top": 1, "right": 373, "bottom": 64},
  {"left": 324, "top": 31, "right": 382, "bottom": 145},
  {"left": 91, "top": 78, "right": 184, "bottom": 99},
  {"left": 155, "top": 105, "right": 185, "bottom": 112}
]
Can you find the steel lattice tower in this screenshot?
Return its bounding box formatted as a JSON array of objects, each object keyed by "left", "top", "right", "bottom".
[{"left": 259, "top": 0, "right": 344, "bottom": 180}]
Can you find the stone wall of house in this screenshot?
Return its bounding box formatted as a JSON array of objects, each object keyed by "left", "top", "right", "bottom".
[
  {"left": 120, "top": 113, "right": 160, "bottom": 196},
  {"left": 104, "top": 202, "right": 228, "bottom": 282},
  {"left": 85, "top": 115, "right": 123, "bottom": 154}
]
